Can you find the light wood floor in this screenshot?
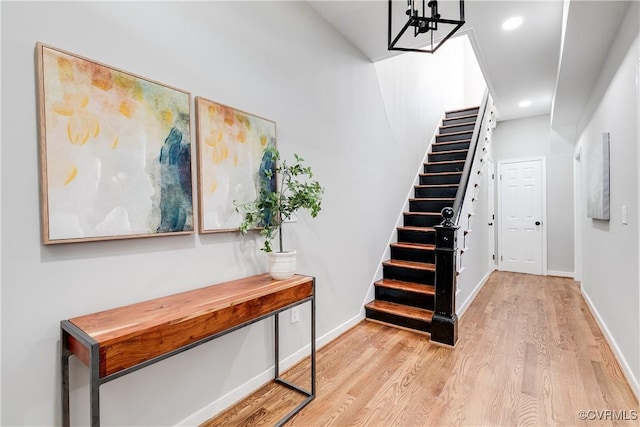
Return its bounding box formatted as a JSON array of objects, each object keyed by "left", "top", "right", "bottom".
[{"left": 202, "top": 271, "right": 639, "bottom": 426}]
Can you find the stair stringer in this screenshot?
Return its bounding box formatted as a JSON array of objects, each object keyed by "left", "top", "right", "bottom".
[
  {"left": 454, "top": 96, "right": 496, "bottom": 314},
  {"left": 359, "top": 112, "right": 446, "bottom": 315}
]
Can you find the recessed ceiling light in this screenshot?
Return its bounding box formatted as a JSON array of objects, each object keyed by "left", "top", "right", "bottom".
[
  {"left": 518, "top": 99, "right": 532, "bottom": 108},
  {"left": 502, "top": 16, "right": 523, "bottom": 31}
]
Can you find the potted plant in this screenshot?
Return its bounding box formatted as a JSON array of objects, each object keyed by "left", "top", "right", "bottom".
[{"left": 236, "top": 146, "right": 323, "bottom": 280}]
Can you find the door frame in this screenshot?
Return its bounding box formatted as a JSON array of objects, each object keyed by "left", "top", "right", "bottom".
[
  {"left": 637, "top": 59, "right": 640, "bottom": 304},
  {"left": 497, "top": 156, "right": 548, "bottom": 275},
  {"left": 574, "top": 145, "right": 583, "bottom": 282}
]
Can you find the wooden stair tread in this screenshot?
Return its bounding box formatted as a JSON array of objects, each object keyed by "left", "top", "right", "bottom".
[
  {"left": 429, "top": 149, "right": 469, "bottom": 155},
  {"left": 411, "top": 198, "right": 455, "bottom": 203},
  {"left": 425, "top": 159, "right": 465, "bottom": 165},
  {"left": 433, "top": 139, "right": 472, "bottom": 146},
  {"left": 436, "top": 130, "right": 473, "bottom": 138},
  {"left": 443, "top": 113, "right": 477, "bottom": 122},
  {"left": 420, "top": 171, "right": 463, "bottom": 176},
  {"left": 414, "top": 184, "right": 459, "bottom": 188},
  {"left": 440, "top": 122, "right": 475, "bottom": 129},
  {"left": 365, "top": 300, "right": 434, "bottom": 321},
  {"left": 383, "top": 259, "right": 435, "bottom": 271},
  {"left": 374, "top": 279, "right": 435, "bottom": 295},
  {"left": 404, "top": 212, "right": 441, "bottom": 216},
  {"left": 397, "top": 226, "right": 435, "bottom": 232},
  {"left": 390, "top": 242, "right": 435, "bottom": 251},
  {"left": 446, "top": 105, "right": 480, "bottom": 114}
]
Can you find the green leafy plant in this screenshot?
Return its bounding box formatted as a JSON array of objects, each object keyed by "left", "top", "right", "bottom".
[{"left": 236, "top": 146, "right": 323, "bottom": 253}]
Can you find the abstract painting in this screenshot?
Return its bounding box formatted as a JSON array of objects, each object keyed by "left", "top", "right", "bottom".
[
  {"left": 586, "top": 132, "right": 610, "bottom": 220},
  {"left": 36, "top": 43, "right": 193, "bottom": 244},
  {"left": 195, "top": 97, "right": 276, "bottom": 232}
]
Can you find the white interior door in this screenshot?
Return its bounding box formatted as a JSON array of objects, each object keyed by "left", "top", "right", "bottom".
[{"left": 499, "top": 158, "right": 545, "bottom": 275}]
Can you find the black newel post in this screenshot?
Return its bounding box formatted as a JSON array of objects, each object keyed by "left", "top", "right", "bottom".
[{"left": 431, "top": 207, "right": 459, "bottom": 347}]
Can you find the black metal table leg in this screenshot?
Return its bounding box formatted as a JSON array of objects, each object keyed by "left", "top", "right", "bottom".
[
  {"left": 90, "top": 342, "right": 100, "bottom": 427},
  {"left": 61, "top": 328, "right": 71, "bottom": 427},
  {"left": 273, "top": 289, "right": 316, "bottom": 426},
  {"left": 311, "top": 280, "right": 316, "bottom": 397}
]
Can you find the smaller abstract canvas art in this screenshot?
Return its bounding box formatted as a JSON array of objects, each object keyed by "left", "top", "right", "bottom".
[
  {"left": 36, "top": 43, "right": 194, "bottom": 244},
  {"left": 195, "top": 97, "right": 276, "bottom": 232},
  {"left": 586, "top": 132, "right": 610, "bottom": 220}
]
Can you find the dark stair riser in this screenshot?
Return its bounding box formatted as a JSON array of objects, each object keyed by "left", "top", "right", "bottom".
[
  {"left": 446, "top": 108, "right": 479, "bottom": 119},
  {"left": 365, "top": 308, "right": 431, "bottom": 333},
  {"left": 439, "top": 123, "right": 475, "bottom": 134},
  {"left": 383, "top": 264, "right": 434, "bottom": 285},
  {"left": 391, "top": 246, "right": 435, "bottom": 264},
  {"left": 436, "top": 132, "right": 473, "bottom": 143},
  {"left": 414, "top": 186, "right": 458, "bottom": 198},
  {"left": 424, "top": 162, "right": 465, "bottom": 174},
  {"left": 403, "top": 213, "right": 442, "bottom": 227},
  {"left": 409, "top": 199, "right": 453, "bottom": 213},
  {"left": 375, "top": 287, "right": 434, "bottom": 310},
  {"left": 428, "top": 151, "right": 468, "bottom": 162},
  {"left": 432, "top": 141, "right": 470, "bottom": 152},
  {"left": 420, "top": 173, "right": 462, "bottom": 185},
  {"left": 397, "top": 228, "right": 435, "bottom": 245},
  {"left": 443, "top": 115, "right": 477, "bottom": 126}
]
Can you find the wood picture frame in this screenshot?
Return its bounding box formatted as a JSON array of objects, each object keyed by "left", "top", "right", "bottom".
[
  {"left": 195, "top": 97, "right": 276, "bottom": 233},
  {"left": 36, "top": 43, "right": 194, "bottom": 244}
]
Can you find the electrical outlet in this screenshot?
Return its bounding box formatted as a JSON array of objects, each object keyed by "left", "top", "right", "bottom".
[{"left": 290, "top": 307, "right": 300, "bottom": 324}]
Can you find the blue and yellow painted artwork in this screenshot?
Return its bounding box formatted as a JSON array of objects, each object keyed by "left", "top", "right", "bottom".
[
  {"left": 37, "top": 43, "right": 193, "bottom": 243},
  {"left": 195, "top": 97, "right": 276, "bottom": 232}
]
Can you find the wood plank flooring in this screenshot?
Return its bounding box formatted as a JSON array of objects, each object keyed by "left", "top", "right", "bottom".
[{"left": 202, "top": 271, "right": 639, "bottom": 426}]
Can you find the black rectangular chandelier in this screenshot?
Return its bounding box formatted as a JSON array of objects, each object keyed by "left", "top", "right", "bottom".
[{"left": 388, "top": 0, "right": 465, "bottom": 53}]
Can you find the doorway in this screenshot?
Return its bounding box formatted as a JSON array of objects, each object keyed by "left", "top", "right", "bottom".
[{"left": 498, "top": 157, "right": 546, "bottom": 275}]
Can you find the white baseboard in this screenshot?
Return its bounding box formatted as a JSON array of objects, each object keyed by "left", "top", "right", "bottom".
[
  {"left": 547, "top": 270, "right": 575, "bottom": 278},
  {"left": 175, "top": 313, "right": 364, "bottom": 426},
  {"left": 176, "top": 368, "right": 274, "bottom": 426},
  {"left": 581, "top": 286, "right": 640, "bottom": 401},
  {"left": 456, "top": 270, "right": 492, "bottom": 319}
]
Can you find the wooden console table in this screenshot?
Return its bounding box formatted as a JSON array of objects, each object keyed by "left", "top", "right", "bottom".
[{"left": 61, "top": 274, "right": 316, "bottom": 427}]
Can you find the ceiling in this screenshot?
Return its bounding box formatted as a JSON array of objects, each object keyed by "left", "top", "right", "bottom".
[{"left": 308, "top": 0, "right": 632, "bottom": 125}]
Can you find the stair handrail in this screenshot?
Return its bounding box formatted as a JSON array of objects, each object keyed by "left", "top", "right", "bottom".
[{"left": 452, "top": 89, "right": 490, "bottom": 225}]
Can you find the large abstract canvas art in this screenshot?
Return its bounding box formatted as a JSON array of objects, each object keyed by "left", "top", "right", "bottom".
[
  {"left": 586, "top": 132, "right": 610, "bottom": 220},
  {"left": 36, "top": 43, "right": 193, "bottom": 244},
  {"left": 195, "top": 97, "right": 276, "bottom": 232}
]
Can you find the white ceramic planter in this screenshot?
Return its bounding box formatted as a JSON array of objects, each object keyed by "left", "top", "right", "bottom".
[{"left": 267, "top": 250, "right": 297, "bottom": 280}]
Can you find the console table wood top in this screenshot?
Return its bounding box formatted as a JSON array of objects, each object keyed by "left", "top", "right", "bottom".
[{"left": 66, "top": 273, "right": 314, "bottom": 378}]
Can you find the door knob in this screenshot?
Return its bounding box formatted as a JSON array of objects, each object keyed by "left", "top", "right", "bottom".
[
  {"left": 488, "top": 222, "right": 493, "bottom": 226},
  {"left": 535, "top": 221, "right": 541, "bottom": 226}
]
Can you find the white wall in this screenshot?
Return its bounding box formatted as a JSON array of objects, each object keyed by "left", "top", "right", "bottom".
[
  {"left": 1, "top": 1, "right": 475, "bottom": 425},
  {"left": 373, "top": 35, "right": 466, "bottom": 215},
  {"left": 547, "top": 128, "right": 576, "bottom": 274},
  {"left": 463, "top": 37, "right": 486, "bottom": 108},
  {"left": 0, "top": 2, "right": 390, "bottom": 425},
  {"left": 575, "top": 4, "right": 639, "bottom": 395},
  {"left": 491, "top": 114, "right": 575, "bottom": 274}
]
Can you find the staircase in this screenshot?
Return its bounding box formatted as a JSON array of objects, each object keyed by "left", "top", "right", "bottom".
[{"left": 365, "top": 105, "right": 480, "bottom": 335}]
